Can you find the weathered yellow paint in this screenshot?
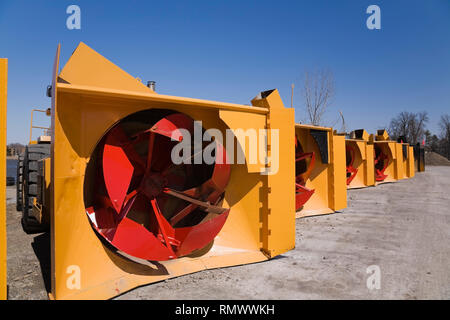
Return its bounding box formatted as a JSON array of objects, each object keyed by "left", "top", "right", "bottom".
[
  {"left": 49, "top": 43, "right": 295, "bottom": 299},
  {"left": 295, "top": 124, "right": 347, "bottom": 218},
  {"left": 406, "top": 145, "right": 415, "bottom": 178},
  {"left": 346, "top": 129, "right": 375, "bottom": 189},
  {"left": 0, "top": 59, "right": 7, "bottom": 300}
]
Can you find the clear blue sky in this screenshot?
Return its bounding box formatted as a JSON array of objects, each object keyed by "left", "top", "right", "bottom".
[{"left": 1, "top": 0, "right": 449, "bottom": 144}]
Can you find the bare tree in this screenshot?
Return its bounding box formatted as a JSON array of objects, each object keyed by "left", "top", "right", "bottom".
[
  {"left": 410, "top": 111, "right": 429, "bottom": 145},
  {"left": 301, "top": 69, "right": 335, "bottom": 126},
  {"left": 338, "top": 110, "right": 346, "bottom": 134},
  {"left": 388, "top": 111, "right": 410, "bottom": 140},
  {"left": 439, "top": 114, "right": 450, "bottom": 159},
  {"left": 388, "top": 111, "right": 428, "bottom": 144}
]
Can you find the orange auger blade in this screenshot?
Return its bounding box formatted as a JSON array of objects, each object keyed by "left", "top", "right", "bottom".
[
  {"left": 346, "top": 145, "right": 358, "bottom": 185},
  {"left": 89, "top": 112, "right": 232, "bottom": 261},
  {"left": 295, "top": 136, "right": 315, "bottom": 210}
]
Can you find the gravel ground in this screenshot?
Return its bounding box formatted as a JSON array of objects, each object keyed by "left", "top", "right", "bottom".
[{"left": 5, "top": 166, "right": 450, "bottom": 300}]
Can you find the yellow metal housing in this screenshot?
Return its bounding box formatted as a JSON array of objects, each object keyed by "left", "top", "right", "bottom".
[
  {"left": 49, "top": 43, "right": 295, "bottom": 299},
  {"left": 400, "top": 143, "right": 415, "bottom": 179},
  {"left": 395, "top": 142, "right": 405, "bottom": 180},
  {"left": 369, "top": 130, "right": 402, "bottom": 185},
  {"left": 0, "top": 58, "right": 7, "bottom": 300},
  {"left": 295, "top": 124, "right": 347, "bottom": 218},
  {"left": 345, "top": 129, "right": 375, "bottom": 189}
]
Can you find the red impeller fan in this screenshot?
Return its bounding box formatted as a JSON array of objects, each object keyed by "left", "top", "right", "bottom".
[
  {"left": 374, "top": 145, "right": 388, "bottom": 182},
  {"left": 85, "top": 111, "right": 231, "bottom": 262},
  {"left": 295, "top": 136, "right": 315, "bottom": 211},
  {"left": 346, "top": 145, "right": 358, "bottom": 185}
]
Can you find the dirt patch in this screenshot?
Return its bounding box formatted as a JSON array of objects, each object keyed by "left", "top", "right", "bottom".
[
  {"left": 6, "top": 197, "right": 50, "bottom": 300},
  {"left": 425, "top": 151, "right": 450, "bottom": 166}
]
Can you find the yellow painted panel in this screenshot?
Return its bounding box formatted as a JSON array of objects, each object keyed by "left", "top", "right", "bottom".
[
  {"left": 331, "top": 135, "right": 346, "bottom": 211},
  {"left": 59, "top": 42, "right": 153, "bottom": 94},
  {"left": 0, "top": 58, "right": 7, "bottom": 300},
  {"left": 407, "top": 146, "right": 415, "bottom": 178},
  {"left": 262, "top": 91, "right": 295, "bottom": 257},
  {"left": 395, "top": 143, "right": 404, "bottom": 180},
  {"left": 219, "top": 110, "right": 267, "bottom": 173},
  {"left": 365, "top": 144, "right": 375, "bottom": 186}
]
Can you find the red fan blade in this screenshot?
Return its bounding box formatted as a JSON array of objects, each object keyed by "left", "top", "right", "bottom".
[
  {"left": 103, "top": 128, "right": 135, "bottom": 213},
  {"left": 205, "top": 139, "right": 230, "bottom": 192},
  {"left": 295, "top": 183, "right": 315, "bottom": 211},
  {"left": 111, "top": 217, "right": 175, "bottom": 261},
  {"left": 145, "top": 132, "right": 156, "bottom": 176},
  {"left": 117, "top": 190, "right": 138, "bottom": 221},
  {"left": 88, "top": 112, "right": 233, "bottom": 262},
  {"left": 346, "top": 145, "right": 358, "bottom": 185},
  {"left": 150, "top": 198, "right": 176, "bottom": 255},
  {"left": 109, "top": 125, "right": 146, "bottom": 172},
  {"left": 134, "top": 113, "right": 193, "bottom": 141},
  {"left": 174, "top": 209, "right": 230, "bottom": 257}
]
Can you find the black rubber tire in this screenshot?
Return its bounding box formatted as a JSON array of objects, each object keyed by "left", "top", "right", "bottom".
[
  {"left": 22, "top": 144, "right": 51, "bottom": 234},
  {"left": 16, "top": 154, "right": 24, "bottom": 211}
]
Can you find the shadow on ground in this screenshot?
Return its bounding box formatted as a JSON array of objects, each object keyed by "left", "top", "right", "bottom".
[{"left": 31, "top": 233, "right": 51, "bottom": 293}]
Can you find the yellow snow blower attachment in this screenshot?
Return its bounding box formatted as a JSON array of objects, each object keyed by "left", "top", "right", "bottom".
[
  {"left": 369, "top": 130, "right": 403, "bottom": 184},
  {"left": 345, "top": 129, "right": 375, "bottom": 189},
  {"left": 48, "top": 43, "right": 295, "bottom": 300},
  {"left": 0, "top": 58, "right": 7, "bottom": 300},
  {"left": 396, "top": 136, "right": 415, "bottom": 179},
  {"left": 294, "top": 124, "right": 346, "bottom": 218}
]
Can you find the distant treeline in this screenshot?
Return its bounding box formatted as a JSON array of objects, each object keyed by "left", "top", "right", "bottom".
[
  {"left": 7, "top": 143, "right": 25, "bottom": 156},
  {"left": 388, "top": 112, "right": 450, "bottom": 160}
]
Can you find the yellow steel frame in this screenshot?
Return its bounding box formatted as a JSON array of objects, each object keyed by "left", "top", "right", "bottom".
[
  {"left": 0, "top": 58, "right": 7, "bottom": 300},
  {"left": 407, "top": 145, "right": 415, "bottom": 177},
  {"left": 295, "top": 124, "right": 347, "bottom": 218},
  {"left": 370, "top": 130, "right": 402, "bottom": 185},
  {"left": 28, "top": 109, "right": 51, "bottom": 144},
  {"left": 400, "top": 143, "right": 415, "bottom": 179},
  {"left": 345, "top": 129, "right": 375, "bottom": 189},
  {"left": 48, "top": 43, "right": 295, "bottom": 299}
]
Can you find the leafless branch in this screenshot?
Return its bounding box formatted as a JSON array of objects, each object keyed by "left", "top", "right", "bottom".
[{"left": 300, "top": 69, "right": 335, "bottom": 126}]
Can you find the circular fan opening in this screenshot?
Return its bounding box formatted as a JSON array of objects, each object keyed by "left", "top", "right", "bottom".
[{"left": 83, "top": 109, "right": 231, "bottom": 262}]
